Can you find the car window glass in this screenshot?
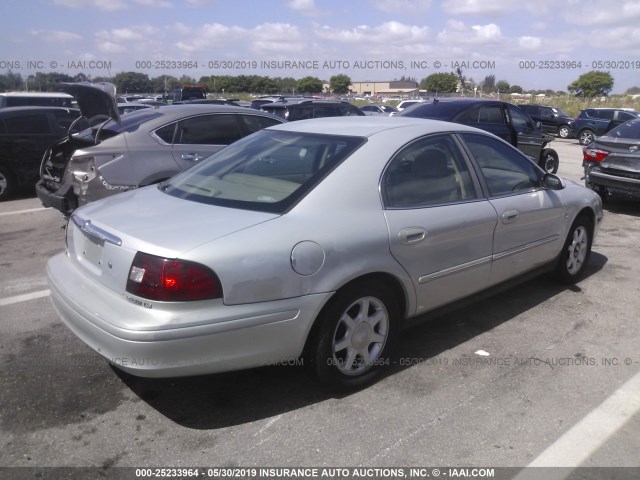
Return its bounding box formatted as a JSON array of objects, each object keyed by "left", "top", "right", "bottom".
[
  {"left": 608, "top": 121, "right": 640, "bottom": 139},
  {"left": 313, "top": 106, "right": 338, "bottom": 118},
  {"left": 598, "top": 110, "right": 615, "bottom": 120},
  {"left": 163, "top": 131, "right": 365, "bottom": 213},
  {"left": 289, "top": 106, "right": 314, "bottom": 120},
  {"left": 383, "top": 134, "right": 476, "bottom": 208},
  {"left": 239, "top": 114, "right": 282, "bottom": 134},
  {"left": 458, "top": 105, "right": 505, "bottom": 124},
  {"left": 584, "top": 109, "right": 597, "bottom": 118},
  {"left": 0, "top": 120, "right": 6, "bottom": 134},
  {"left": 461, "top": 133, "right": 541, "bottom": 197},
  {"left": 175, "top": 115, "right": 242, "bottom": 145},
  {"left": 539, "top": 108, "right": 554, "bottom": 119},
  {"left": 507, "top": 105, "right": 535, "bottom": 130},
  {"left": 154, "top": 123, "right": 176, "bottom": 143},
  {"left": 617, "top": 111, "right": 637, "bottom": 121},
  {"left": 5, "top": 114, "right": 50, "bottom": 134}
]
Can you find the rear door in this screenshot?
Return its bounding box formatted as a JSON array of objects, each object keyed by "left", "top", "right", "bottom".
[
  {"left": 383, "top": 133, "right": 497, "bottom": 313},
  {"left": 171, "top": 114, "right": 244, "bottom": 168},
  {"left": 505, "top": 104, "right": 543, "bottom": 159},
  {"left": 455, "top": 104, "right": 516, "bottom": 145}
]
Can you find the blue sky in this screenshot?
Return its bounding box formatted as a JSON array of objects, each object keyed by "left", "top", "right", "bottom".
[{"left": 2, "top": 0, "right": 640, "bottom": 93}]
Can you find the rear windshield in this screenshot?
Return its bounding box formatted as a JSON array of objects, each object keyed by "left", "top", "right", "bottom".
[
  {"left": 399, "top": 101, "right": 467, "bottom": 119},
  {"left": 607, "top": 120, "right": 640, "bottom": 140},
  {"left": 73, "top": 109, "right": 163, "bottom": 143},
  {"left": 162, "top": 130, "right": 366, "bottom": 213}
]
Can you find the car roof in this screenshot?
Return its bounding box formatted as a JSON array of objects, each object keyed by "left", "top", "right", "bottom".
[
  {"left": 265, "top": 115, "right": 488, "bottom": 137},
  {"left": 0, "top": 106, "right": 80, "bottom": 116},
  {"left": 150, "top": 104, "right": 282, "bottom": 120}
]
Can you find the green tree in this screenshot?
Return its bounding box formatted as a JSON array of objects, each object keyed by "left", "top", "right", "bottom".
[
  {"left": 0, "top": 71, "right": 24, "bottom": 91},
  {"left": 509, "top": 85, "right": 523, "bottom": 94},
  {"left": 420, "top": 72, "right": 458, "bottom": 92},
  {"left": 113, "top": 72, "right": 151, "bottom": 93},
  {"left": 329, "top": 74, "right": 351, "bottom": 94},
  {"left": 568, "top": 71, "right": 614, "bottom": 97},
  {"left": 481, "top": 74, "right": 496, "bottom": 92},
  {"left": 297, "top": 76, "right": 324, "bottom": 94},
  {"left": 496, "top": 80, "right": 510, "bottom": 93},
  {"left": 626, "top": 86, "right": 640, "bottom": 95}
]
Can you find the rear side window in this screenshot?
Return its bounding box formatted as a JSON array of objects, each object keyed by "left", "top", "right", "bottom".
[
  {"left": 597, "top": 110, "right": 614, "bottom": 120},
  {"left": 175, "top": 115, "right": 242, "bottom": 145},
  {"left": 383, "top": 134, "right": 476, "bottom": 208},
  {"left": 4, "top": 114, "right": 51, "bottom": 134},
  {"left": 239, "top": 114, "right": 282, "bottom": 134},
  {"left": 458, "top": 105, "right": 505, "bottom": 124}
]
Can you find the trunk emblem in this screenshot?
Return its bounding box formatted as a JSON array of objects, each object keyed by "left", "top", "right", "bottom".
[{"left": 629, "top": 146, "right": 638, "bottom": 152}]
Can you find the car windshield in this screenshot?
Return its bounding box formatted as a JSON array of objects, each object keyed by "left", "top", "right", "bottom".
[
  {"left": 100, "top": 109, "right": 163, "bottom": 134},
  {"left": 606, "top": 120, "right": 640, "bottom": 140},
  {"left": 162, "top": 130, "right": 366, "bottom": 213},
  {"left": 399, "top": 101, "right": 466, "bottom": 119}
]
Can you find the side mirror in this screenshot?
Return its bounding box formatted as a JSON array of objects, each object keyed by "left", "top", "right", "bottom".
[{"left": 543, "top": 173, "right": 565, "bottom": 190}]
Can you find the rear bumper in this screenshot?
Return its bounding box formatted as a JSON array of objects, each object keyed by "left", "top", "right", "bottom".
[
  {"left": 36, "top": 180, "right": 77, "bottom": 215},
  {"left": 584, "top": 164, "right": 640, "bottom": 197},
  {"left": 47, "top": 252, "right": 331, "bottom": 378}
]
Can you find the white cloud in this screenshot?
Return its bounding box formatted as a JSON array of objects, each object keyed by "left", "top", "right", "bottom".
[
  {"left": 315, "top": 21, "right": 429, "bottom": 45},
  {"left": 135, "top": 0, "right": 173, "bottom": 7},
  {"left": 288, "top": 0, "right": 322, "bottom": 17},
  {"left": 518, "top": 36, "right": 542, "bottom": 50},
  {"left": 373, "top": 0, "right": 432, "bottom": 14},
  {"left": 174, "top": 23, "right": 247, "bottom": 53},
  {"left": 564, "top": 1, "right": 640, "bottom": 26},
  {"left": 252, "top": 23, "right": 305, "bottom": 53},
  {"left": 437, "top": 20, "right": 503, "bottom": 45},
  {"left": 53, "top": 0, "right": 127, "bottom": 11},
  {"left": 31, "top": 30, "right": 82, "bottom": 42}
]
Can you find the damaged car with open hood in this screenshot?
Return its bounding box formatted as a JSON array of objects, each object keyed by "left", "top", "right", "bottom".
[{"left": 36, "top": 82, "right": 285, "bottom": 216}]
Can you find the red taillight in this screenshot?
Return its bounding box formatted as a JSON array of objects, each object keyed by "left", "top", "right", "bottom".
[
  {"left": 583, "top": 147, "right": 610, "bottom": 162},
  {"left": 126, "top": 252, "right": 222, "bottom": 302}
]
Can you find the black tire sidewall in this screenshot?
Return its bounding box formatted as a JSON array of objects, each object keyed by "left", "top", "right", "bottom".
[
  {"left": 556, "top": 215, "right": 593, "bottom": 284},
  {"left": 313, "top": 280, "right": 400, "bottom": 389},
  {"left": 0, "top": 166, "right": 16, "bottom": 201}
]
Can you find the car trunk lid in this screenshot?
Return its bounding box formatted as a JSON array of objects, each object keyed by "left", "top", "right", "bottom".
[{"left": 64, "top": 186, "right": 279, "bottom": 294}]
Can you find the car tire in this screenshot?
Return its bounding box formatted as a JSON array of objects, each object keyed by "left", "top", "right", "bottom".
[
  {"left": 555, "top": 215, "right": 593, "bottom": 284},
  {"left": 0, "top": 167, "right": 17, "bottom": 201},
  {"left": 312, "top": 280, "right": 400, "bottom": 390},
  {"left": 539, "top": 149, "right": 559, "bottom": 174},
  {"left": 578, "top": 129, "right": 595, "bottom": 146},
  {"left": 558, "top": 125, "right": 570, "bottom": 139}
]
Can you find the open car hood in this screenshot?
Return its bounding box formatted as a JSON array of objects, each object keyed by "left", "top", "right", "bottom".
[{"left": 57, "top": 82, "right": 120, "bottom": 123}]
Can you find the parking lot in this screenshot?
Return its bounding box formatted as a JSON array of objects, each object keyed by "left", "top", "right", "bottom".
[{"left": 1, "top": 138, "right": 639, "bottom": 476}]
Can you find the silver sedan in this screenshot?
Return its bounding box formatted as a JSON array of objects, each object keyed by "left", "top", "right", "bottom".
[{"left": 47, "top": 117, "right": 603, "bottom": 389}]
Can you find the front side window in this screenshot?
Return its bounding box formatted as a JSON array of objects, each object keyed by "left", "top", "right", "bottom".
[
  {"left": 461, "top": 133, "right": 541, "bottom": 197},
  {"left": 175, "top": 115, "right": 242, "bottom": 145},
  {"left": 162, "top": 130, "right": 365, "bottom": 213},
  {"left": 383, "top": 134, "right": 476, "bottom": 208},
  {"left": 507, "top": 105, "right": 536, "bottom": 131}
]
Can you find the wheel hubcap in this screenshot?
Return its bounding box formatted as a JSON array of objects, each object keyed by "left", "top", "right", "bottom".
[
  {"left": 566, "top": 226, "right": 588, "bottom": 275},
  {"left": 544, "top": 155, "right": 555, "bottom": 172},
  {"left": 0, "top": 174, "right": 6, "bottom": 194},
  {"left": 331, "top": 296, "right": 389, "bottom": 376}
]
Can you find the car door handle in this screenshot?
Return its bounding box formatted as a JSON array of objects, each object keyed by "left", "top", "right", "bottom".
[
  {"left": 502, "top": 210, "right": 520, "bottom": 224},
  {"left": 398, "top": 227, "right": 427, "bottom": 245},
  {"left": 181, "top": 153, "right": 204, "bottom": 161}
]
